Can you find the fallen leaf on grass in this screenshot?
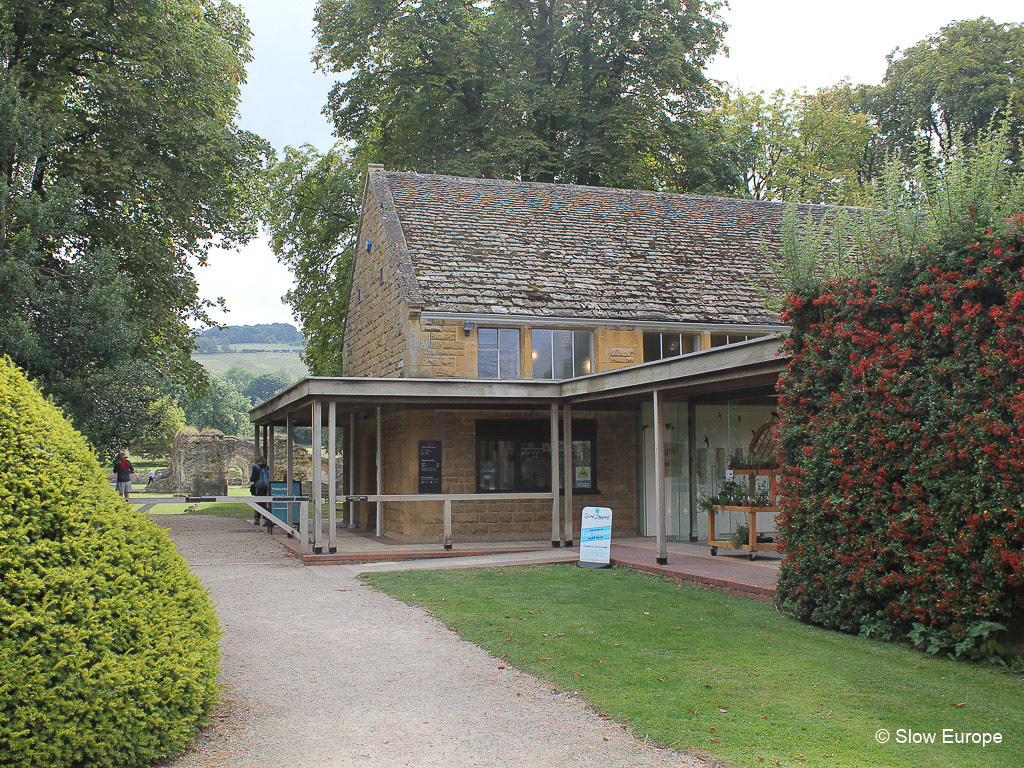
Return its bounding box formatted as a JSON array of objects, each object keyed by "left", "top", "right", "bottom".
[{"left": 954, "top": 702, "right": 967, "bottom": 707}]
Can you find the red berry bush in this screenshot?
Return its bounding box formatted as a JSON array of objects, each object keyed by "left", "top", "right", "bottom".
[{"left": 776, "top": 218, "right": 1024, "bottom": 663}]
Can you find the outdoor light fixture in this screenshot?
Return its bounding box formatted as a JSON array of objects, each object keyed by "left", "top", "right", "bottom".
[{"left": 463, "top": 321, "right": 475, "bottom": 336}]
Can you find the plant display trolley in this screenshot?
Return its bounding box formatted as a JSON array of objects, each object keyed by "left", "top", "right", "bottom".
[
  {"left": 708, "top": 468, "right": 780, "bottom": 560},
  {"left": 707, "top": 421, "right": 781, "bottom": 560}
]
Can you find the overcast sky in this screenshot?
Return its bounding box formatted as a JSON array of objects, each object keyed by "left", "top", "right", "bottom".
[{"left": 196, "top": 0, "right": 1023, "bottom": 327}]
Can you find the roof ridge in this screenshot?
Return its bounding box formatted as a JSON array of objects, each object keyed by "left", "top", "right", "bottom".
[{"left": 378, "top": 169, "right": 865, "bottom": 213}]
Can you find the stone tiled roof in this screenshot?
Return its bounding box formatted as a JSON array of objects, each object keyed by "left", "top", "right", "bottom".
[{"left": 372, "top": 170, "right": 835, "bottom": 325}]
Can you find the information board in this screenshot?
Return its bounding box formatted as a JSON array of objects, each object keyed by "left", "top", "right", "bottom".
[
  {"left": 578, "top": 506, "right": 613, "bottom": 568},
  {"left": 418, "top": 440, "right": 442, "bottom": 493},
  {"left": 269, "top": 480, "right": 302, "bottom": 524}
]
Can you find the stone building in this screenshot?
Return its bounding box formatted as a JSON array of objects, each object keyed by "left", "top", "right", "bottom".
[{"left": 251, "top": 168, "right": 808, "bottom": 558}]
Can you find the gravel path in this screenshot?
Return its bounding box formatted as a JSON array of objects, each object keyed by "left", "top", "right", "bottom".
[{"left": 156, "top": 515, "right": 711, "bottom": 768}]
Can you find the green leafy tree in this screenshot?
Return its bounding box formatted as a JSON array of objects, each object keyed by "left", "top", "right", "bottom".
[
  {"left": 130, "top": 396, "right": 186, "bottom": 458},
  {"left": 180, "top": 376, "right": 250, "bottom": 435},
  {"left": 223, "top": 366, "right": 258, "bottom": 393},
  {"left": 313, "top": 0, "right": 729, "bottom": 189},
  {"left": 0, "top": 0, "right": 269, "bottom": 449},
  {"left": 871, "top": 17, "right": 1024, "bottom": 160},
  {"left": 262, "top": 143, "right": 363, "bottom": 375},
  {"left": 241, "top": 371, "right": 293, "bottom": 405},
  {"left": 721, "top": 84, "right": 878, "bottom": 204}
]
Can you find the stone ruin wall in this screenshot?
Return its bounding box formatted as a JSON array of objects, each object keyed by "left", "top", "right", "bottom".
[{"left": 148, "top": 429, "right": 341, "bottom": 496}]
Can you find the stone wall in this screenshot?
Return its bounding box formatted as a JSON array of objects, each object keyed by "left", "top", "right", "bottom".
[
  {"left": 342, "top": 177, "right": 412, "bottom": 377},
  {"left": 149, "top": 429, "right": 342, "bottom": 495}
]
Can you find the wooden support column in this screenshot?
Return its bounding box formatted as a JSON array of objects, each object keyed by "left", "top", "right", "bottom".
[
  {"left": 286, "top": 412, "right": 295, "bottom": 527},
  {"left": 699, "top": 331, "right": 713, "bottom": 351},
  {"left": 328, "top": 401, "right": 337, "bottom": 553},
  {"left": 312, "top": 400, "right": 323, "bottom": 553},
  {"left": 254, "top": 423, "right": 261, "bottom": 458},
  {"left": 443, "top": 499, "right": 453, "bottom": 550},
  {"left": 347, "top": 413, "right": 356, "bottom": 528},
  {"left": 562, "top": 403, "right": 574, "bottom": 546},
  {"left": 654, "top": 389, "right": 668, "bottom": 564},
  {"left": 267, "top": 423, "right": 275, "bottom": 481},
  {"left": 375, "top": 406, "right": 383, "bottom": 537},
  {"left": 687, "top": 400, "right": 698, "bottom": 541},
  {"left": 298, "top": 499, "right": 309, "bottom": 555},
  {"left": 550, "top": 403, "right": 561, "bottom": 547}
]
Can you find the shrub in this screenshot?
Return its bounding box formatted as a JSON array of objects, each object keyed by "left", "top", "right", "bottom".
[
  {"left": 776, "top": 218, "right": 1024, "bottom": 664},
  {"left": 0, "top": 358, "right": 219, "bottom": 767}
]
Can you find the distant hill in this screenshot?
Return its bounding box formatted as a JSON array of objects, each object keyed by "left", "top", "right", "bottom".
[
  {"left": 192, "top": 323, "right": 308, "bottom": 379},
  {"left": 198, "top": 323, "right": 303, "bottom": 347}
]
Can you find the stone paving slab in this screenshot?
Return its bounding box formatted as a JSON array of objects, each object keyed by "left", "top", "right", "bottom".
[{"left": 155, "top": 515, "right": 712, "bottom": 768}]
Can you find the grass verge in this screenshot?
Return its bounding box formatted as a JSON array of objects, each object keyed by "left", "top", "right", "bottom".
[
  {"left": 364, "top": 564, "right": 1023, "bottom": 768},
  {"left": 135, "top": 486, "right": 255, "bottom": 518}
]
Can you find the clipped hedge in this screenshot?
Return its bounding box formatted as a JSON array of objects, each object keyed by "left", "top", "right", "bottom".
[
  {"left": 776, "top": 218, "right": 1024, "bottom": 660},
  {"left": 0, "top": 358, "right": 219, "bottom": 767}
]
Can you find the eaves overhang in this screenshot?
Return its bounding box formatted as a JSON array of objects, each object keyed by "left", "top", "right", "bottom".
[{"left": 250, "top": 336, "right": 790, "bottom": 425}]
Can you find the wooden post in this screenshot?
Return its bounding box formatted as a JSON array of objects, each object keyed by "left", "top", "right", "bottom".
[
  {"left": 443, "top": 499, "right": 453, "bottom": 550},
  {"left": 375, "top": 405, "right": 382, "bottom": 537},
  {"left": 328, "top": 401, "right": 337, "bottom": 553},
  {"left": 299, "top": 499, "right": 309, "bottom": 556},
  {"left": 562, "top": 403, "right": 573, "bottom": 546},
  {"left": 654, "top": 389, "right": 668, "bottom": 564},
  {"left": 550, "top": 403, "right": 560, "bottom": 547},
  {"left": 699, "top": 331, "right": 713, "bottom": 351},
  {"left": 286, "top": 412, "right": 295, "bottom": 526},
  {"left": 254, "top": 423, "right": 261, "bottom": 459},
  {"left": 267, "top": 423, "right": 275, "bottom": 482},
  {"left": 348, "top": 413, "right": 356, "bottom": 528},
  {"left": 312, "top": 401, "right": 323, "bottom": 553},
  {"left": 687, "top": 399, "right": 698, "bottom": 541}
]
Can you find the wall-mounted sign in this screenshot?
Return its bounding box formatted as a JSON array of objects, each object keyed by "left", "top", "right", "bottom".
[
  {"left": 419, "top": 440, "right": 442, "bottom": 493},
  {"left": 574, "top": 465, "right": 592, "bottom": 489},
  {"left": 578, "top": 506, "right": 613, "bottom": 568}
]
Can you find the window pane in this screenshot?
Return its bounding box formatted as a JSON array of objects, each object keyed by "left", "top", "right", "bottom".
[
  {"left": 478, "top": 327, "right": 498, "bottom": 349},
  {"left": 682, "top": 334, "right": 697, "bottom": 354},
  {"left": 498, "top": 329, "right": 520, "bottom": 379},
  {"left": 478, "top": 440, "right": 515, "bottom": 490},
  {"left": 572, "top": 440, "right": 593, "bottom": 489},
  {"left": 520, "top": 441, "right": 552, "bottom": 490},
  {"left": 710, "top": 334, "right": 729, "bottom": 348},
  {"left": 663, "top": 333, "right": 682, "bottom": 358},
  {"left": 643, "top": 332, "right": 661, "bottom": 362},
  {"left": 573, "top": 330, "right": 593, "bottom": 375},
  {"left": 532, "top": 330, "right": 553, "bottom": 379},
  {"left": 478, "top": 349, "right": 498, "bottom": 378},
  {"left": 552, "top": 330, "right": 574, "bottom": 379}
]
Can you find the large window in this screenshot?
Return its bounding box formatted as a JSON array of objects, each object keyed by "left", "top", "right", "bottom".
[
  {"left": 643, "top": 332, "right": 696, "bottom": 362},
  {"left": 531, "top": 329, "right": 593, "bottom": 379},
  {"left": 476, "top": 419, "right": 597, "bottom": 493},
  {"left": 478, "top": 328, "right": 520, "bottom": 379}
]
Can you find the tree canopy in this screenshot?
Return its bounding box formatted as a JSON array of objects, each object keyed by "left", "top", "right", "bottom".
[
  {"left": 0, "top": 0, "right": 268, "bottom": 453},
  {"left": 870, "top": 17, "right": 1024, "bottom": 161},
  {"left": 313, "top": 0, "right": 730, "bottom": 190}
]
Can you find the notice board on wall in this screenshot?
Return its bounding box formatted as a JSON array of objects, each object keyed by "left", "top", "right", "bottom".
[{"left": 419, "top": 440, "right": 442, "bottom": 493}]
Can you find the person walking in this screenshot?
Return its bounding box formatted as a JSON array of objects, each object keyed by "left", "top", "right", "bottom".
[
  {"left": 113, "top": 452, "right": 135, "bottom": 501},
  {"left": 250, "top": 455, "right": 271, "bottom": 511}
]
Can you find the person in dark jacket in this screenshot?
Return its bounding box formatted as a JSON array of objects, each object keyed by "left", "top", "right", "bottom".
[
  {"left": 250, "top": 455, "right": 272, "bottom": 511},
  {"left": 113, "top": 452, "right": 135, "bottom": 501}
]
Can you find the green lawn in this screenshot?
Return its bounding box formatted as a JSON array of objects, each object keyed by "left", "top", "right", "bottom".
[
  {"left": 134, "top": 486, "right": 254, "bottom": 518},
  {"left": 365, "top": 565, "right": 1023, "bottom": 768}
]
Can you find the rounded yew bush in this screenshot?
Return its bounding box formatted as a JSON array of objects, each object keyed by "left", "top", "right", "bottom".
[{"left": 0, "top": 358, "right": 219, "bottom": 767}]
